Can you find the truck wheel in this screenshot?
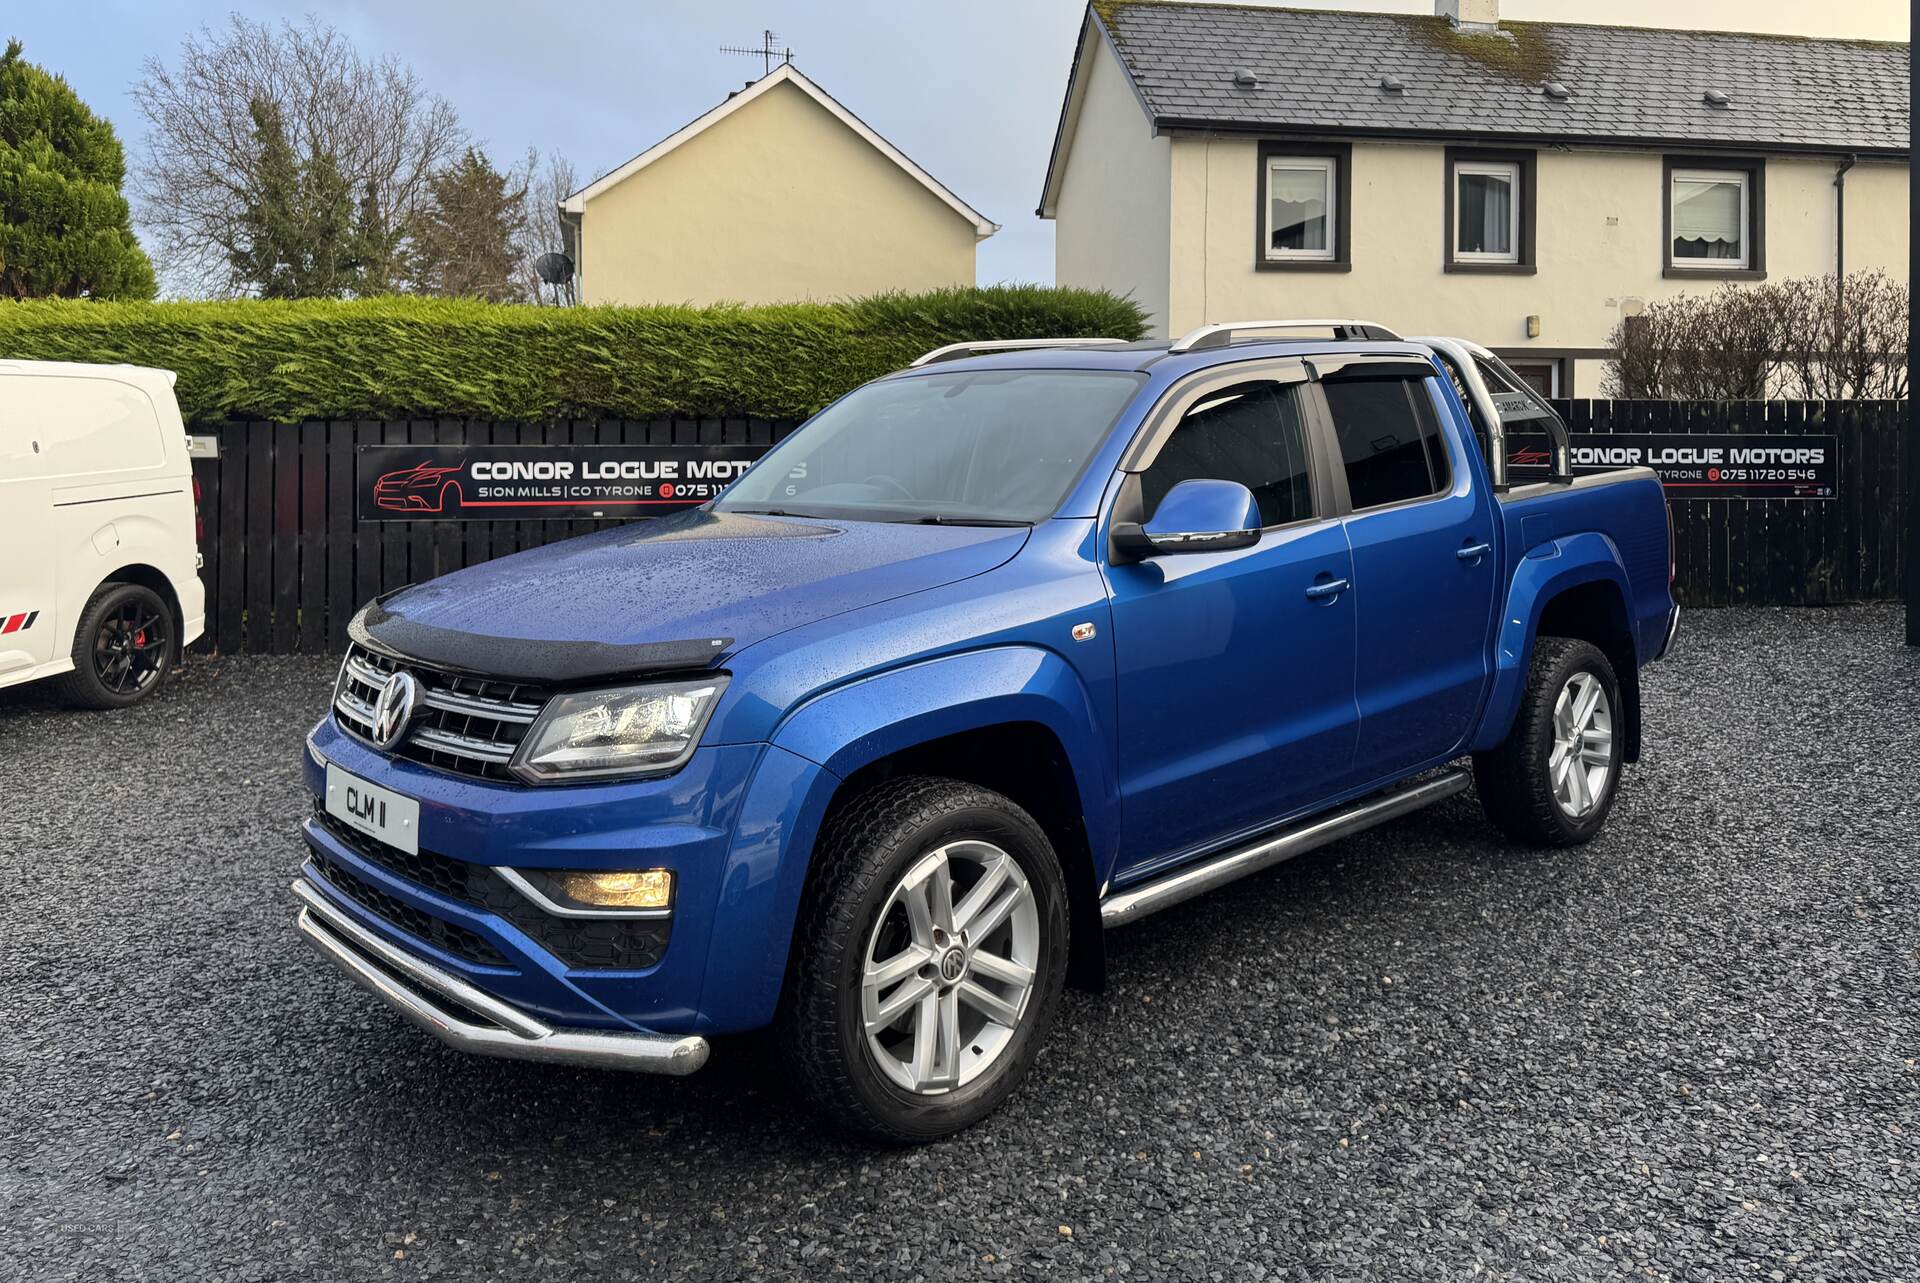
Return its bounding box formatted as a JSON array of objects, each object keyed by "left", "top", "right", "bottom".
[
  {"left": 54, "top": 582, "right": 177, "bottom": 710},
  {"left": 778, "top": 776, "right": 1069, "bottom": 1143},
  {"left": 1473, "top": 637, "right": 1623, "bottom": 847}
]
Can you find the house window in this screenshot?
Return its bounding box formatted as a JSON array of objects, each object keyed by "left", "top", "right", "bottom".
[
  {"left": 1664, "top": 158, "right": 1763, "bottom": 277},
  {"left": 1454, "top": 161, "right": 1519, "bottom": 262},
  {"left": 1444, "top": 148, "right": 1535, "bottom": 273},
  {"left": 1266, "top": 158, "right": 1334, "bottom": 259},
  {"left": 1256, "top": 142, "right": 1349, "bottom": 270},
  {"left": 1670, "top": 169, "right": 1748, "bottom": 267}
]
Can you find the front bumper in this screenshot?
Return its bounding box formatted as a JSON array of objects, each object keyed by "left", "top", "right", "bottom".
[
  {"left": 298, "top": 714, "right": 843, "bottom": 1043},
  {"left": 295, "top": 879, "right": 708, "bottom": 1074}
]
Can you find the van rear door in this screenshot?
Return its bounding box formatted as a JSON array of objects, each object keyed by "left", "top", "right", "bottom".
[{"left": 0, "top": 377, "right": 56, "bottom": 677}]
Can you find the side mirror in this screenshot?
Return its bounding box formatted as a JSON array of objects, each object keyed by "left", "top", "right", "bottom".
[{"left": 1112, "top": 478, "right": 1262, "bottom": 559}]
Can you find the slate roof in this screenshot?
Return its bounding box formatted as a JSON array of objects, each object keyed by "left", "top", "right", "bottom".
[{"left": 1084, "top": 2, "right": 1908, "bottom": 157}]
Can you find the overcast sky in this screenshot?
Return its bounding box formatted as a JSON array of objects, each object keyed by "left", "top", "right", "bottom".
[{"left": 10, "top": 0, "right": 1909, "bottom": 293}]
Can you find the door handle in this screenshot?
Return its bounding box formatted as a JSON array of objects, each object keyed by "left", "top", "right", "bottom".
[
  {"left": 1457, "top": 541, "right": 1493, "bottom": 562},
  {"left": 1304, "top": 577, "right": 1350, "bottom": 600}
]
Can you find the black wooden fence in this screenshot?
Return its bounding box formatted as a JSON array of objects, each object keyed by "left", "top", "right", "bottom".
[
  {"left": 1555, "top": 400, "right": 1905, "bottom": 608},
  {"left": 186, "top": 400, "right": 1905, "bottom": 656},
  {"left": 190, "top": 416, "right": 796, "bottom": 657}
]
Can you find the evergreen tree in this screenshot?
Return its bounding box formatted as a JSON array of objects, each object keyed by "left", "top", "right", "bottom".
[
  {"left": 0, "top": 38, "right": 156, "bottom": 299},
  {"left": 227, "top": 97, "right": 363, "bottom": 298},
  {"left": 410, "top": 147, "right": 526, "bottom": 301}
]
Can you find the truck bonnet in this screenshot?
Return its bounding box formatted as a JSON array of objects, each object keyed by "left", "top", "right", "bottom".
[{"left": 354, "top": 507, "right": 1031, "bottom": 682}]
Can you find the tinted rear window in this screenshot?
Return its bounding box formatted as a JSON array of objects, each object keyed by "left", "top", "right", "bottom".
[{"left": 1322, "top": 376, "right": 1449, "bottom": 510}]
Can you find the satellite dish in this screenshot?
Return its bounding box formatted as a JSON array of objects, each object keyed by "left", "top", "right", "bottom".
[{"left": 534, "top": 252, "right": 574, "bottom": 284}]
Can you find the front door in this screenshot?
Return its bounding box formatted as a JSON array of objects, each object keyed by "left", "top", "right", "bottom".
[
  {"left": 1313, "top": 364, "right": 1500, "bottom": 783},
  {"left": 1106, "top": 371, "right": 1359, "bottom": 875}
]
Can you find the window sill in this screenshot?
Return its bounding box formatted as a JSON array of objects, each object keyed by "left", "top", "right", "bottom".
[
  {"left": 1663, "top": 265, "right": 1765, "bottom": 281},
  {"left": 1444, "top": 262, "right": 1537, "bottom": 275},
  {"left": 1255, "top": 259, "right": 1352, "bottom": 273}
]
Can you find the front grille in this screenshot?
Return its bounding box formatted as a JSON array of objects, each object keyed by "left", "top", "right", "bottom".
[
  {"left": 334, "top": 643, "right": 549, "bottom": 782},
  {"left": 310, "top": 851, "right": 510, "bottom": 968},
  {"left": 313, "top": 810, "right": 671, "bottom": 971}
]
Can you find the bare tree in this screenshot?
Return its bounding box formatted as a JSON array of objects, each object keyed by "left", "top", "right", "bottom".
[
  {"left": 133, "top": 14, "right": 464, "bottom": 294},
  {"left": 1605, "top": 272, "right": 1908, "bottom": 401},
  {"left": 515, "top": 149, "right": 578, "bottom": 305}
]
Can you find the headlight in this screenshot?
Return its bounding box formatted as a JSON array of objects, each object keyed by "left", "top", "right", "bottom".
[{"left": 510, "top": 676, "right": 729, "bottom": 783}]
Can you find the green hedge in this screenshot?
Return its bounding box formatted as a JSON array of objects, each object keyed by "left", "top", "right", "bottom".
[{"left": 0, "top": 287, "right": 1147, "bottom": 424}]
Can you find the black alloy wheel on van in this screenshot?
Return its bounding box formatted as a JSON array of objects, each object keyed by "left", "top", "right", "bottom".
[{"left": 56, "top": 582, "right": 176, "bottom": 710}]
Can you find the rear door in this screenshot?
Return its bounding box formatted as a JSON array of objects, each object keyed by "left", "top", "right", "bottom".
[
  {"left": 1308, "top": 359, "right": 1499, "bottom": 782},
  {"left": 1105, "top": 364, "right": 1359, "bottom": 874},
  {"left": 0, "top": 375, "right": 56, "bottom": 676}
]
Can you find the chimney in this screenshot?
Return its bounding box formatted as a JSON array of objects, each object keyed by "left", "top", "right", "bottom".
[{"left": 1437, "top": 0, "right": 1499, "bottom": 31}]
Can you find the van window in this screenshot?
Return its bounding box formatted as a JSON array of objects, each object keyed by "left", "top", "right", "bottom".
[
  {"left": 36, "top": 378, "right": 163, "bottom": 478},
  {"left": 1322, "top": 375, "right": 1450, "bottom": 510},
  {"left": 1140, "top": 381, "right": 1313, "bottom": 528}
]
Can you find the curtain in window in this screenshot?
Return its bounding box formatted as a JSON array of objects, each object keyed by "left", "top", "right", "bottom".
[
  {"left": 1457, "top": 171, "right": 1513, "bottom": 255},
  {"left": 1672, "top": 177, "right": 1743, "bottom": 260},
  {"left": 1269, "top": 166, "right": 1328, "bottom": 251}
]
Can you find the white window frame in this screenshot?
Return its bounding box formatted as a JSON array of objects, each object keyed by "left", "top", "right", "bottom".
[
  {"left": 1452, "top": 160, "right": 1521, "bottom": 264},
  {"left": 1669, "top": 168, "right": 1750, "bottom": 271},
  {"left": 1264, "top": 156, "right": 1337, "bottom": 263}
]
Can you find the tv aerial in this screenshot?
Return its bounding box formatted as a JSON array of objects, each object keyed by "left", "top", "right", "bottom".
[{"left": 720, "top": 29, "right": 793, "bottom": 77}]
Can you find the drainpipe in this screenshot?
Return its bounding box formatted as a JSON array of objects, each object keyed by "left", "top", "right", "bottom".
[{"left": 1834, "top": 154, "right": 1856, "bottom": 342}]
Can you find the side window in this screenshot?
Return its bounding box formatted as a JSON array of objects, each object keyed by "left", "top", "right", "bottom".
[
  {"left": 1140, "top": 381, "right": 1313, "bottom": 528},
  {"left": 1322, "top": 376, "right": 1450, "bottom": 510}
]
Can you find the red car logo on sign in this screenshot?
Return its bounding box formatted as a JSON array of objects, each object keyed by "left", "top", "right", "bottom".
[{"left": 374, "top": 462, "right": 466, "bottom": 513}]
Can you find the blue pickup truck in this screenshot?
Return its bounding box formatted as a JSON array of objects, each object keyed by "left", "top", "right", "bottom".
[{"left": 295, "top": 319, "right": 1677, "bottom": 1141}]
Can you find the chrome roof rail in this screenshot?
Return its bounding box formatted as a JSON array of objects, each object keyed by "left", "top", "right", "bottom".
[
  {"left": 1167, "top": 319, "right": 1402, "bottom": 353},
  {"left": 909, "top": 337, "right": 1128, "bottom": 367}
]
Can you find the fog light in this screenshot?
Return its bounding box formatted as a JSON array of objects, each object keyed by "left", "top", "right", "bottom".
[{"left": 553, "top": 869, "right": 674, "bottom": 910}]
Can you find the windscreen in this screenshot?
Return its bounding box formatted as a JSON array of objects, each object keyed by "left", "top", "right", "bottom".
[{"left": 716, "top": 369, "right": 1145, "bottom": 524}]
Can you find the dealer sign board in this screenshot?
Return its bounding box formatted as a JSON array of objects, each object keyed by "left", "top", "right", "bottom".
[
  {"left": 357, "top": 444, "right": 771, "bottom": 520},
  {"left": 1506, "top": 433, "right": 1838, "bottom": 499}
]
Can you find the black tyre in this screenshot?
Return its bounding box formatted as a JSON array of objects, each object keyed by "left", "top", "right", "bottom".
[
  {"left": 1473, "top": 637, "right": 1624, "bottom": 847},
  {"left": 53, "top": 582, "right": 176, "bottom": 710},
  {"left": 778, "top": 776, "right": 1070, "bottom": 1143}
]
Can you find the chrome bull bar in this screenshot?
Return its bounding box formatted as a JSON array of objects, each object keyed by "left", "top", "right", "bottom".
[{"left": 292, "top": 878, "right": 709, "bottom": 1075}]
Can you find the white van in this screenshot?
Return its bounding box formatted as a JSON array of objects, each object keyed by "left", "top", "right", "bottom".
[{"left": 0, "top": 361, "right": 206, "bottom": 707}]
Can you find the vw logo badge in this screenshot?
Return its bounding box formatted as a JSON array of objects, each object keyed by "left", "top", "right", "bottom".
[
  {"left": 370, "top": 670, "right": 420, "bottom": 749},
  {"left": 939, "top": 947, "right": 967, "bottom": 984}
]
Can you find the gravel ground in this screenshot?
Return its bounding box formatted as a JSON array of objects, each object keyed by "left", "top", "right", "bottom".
[{"left": 3, "top": 605, "right": 1916, "bottom": 1282}]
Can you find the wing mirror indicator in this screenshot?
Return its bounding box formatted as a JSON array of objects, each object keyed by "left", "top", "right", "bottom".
[{"left": 1112, "top": 478, "right": 1262, "bottom": 559}]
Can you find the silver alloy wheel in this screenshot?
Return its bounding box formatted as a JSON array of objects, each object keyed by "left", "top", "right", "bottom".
[
  {"left": 861, "top": 840, "right": 1040, "bottom": 1096},
  {"left": 1549, "top": 671, "right": 1614, "bottom": 818}
]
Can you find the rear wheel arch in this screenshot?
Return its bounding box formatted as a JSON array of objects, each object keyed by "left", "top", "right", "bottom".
[
  {"left": 96, "top": 563, "right": 184, "bottom": 631},
  {"left": 1533, "top": 579, "right": 1640, "bottom": 764}
]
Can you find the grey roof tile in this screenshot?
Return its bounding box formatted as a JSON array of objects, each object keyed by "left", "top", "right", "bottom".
[{"left": 1098, "top": 2, "right": 1908, "bottom": 153}]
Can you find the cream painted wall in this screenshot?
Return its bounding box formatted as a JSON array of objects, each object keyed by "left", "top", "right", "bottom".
[
  {"left": 578, "top": 79, "right": 979, "bottom": 306},
  {"left": 1051, "top": 35, "right": 1173, "bottom": 335},
  {"left": 1161, "top": 138, "right": 1908, "bottom": 390}
]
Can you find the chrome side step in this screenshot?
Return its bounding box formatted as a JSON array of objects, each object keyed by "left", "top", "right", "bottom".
[{"left": 1099, "top": 768, "right": 1472, "bottom": 927}]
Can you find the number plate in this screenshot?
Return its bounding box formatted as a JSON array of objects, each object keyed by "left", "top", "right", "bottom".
[{"left": 324, "top": 764, "right": 420, "bottom": 856}]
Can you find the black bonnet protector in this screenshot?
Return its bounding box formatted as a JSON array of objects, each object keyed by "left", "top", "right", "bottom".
[{"left": 350, "top": 593, "right": 730, "bottom": 686}]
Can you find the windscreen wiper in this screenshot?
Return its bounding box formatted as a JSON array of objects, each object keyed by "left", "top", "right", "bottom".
[{"left": 903, "top": 515, "right": 1035, "bottom": 527}]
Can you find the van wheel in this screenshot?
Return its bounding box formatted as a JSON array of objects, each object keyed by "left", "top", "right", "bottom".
[
  {"left": 55, "top": 582, "right": 176, "bottom": 710},
  {"left": 1473, "top": 637, "right": 1623, "bottom": 846},
  {"left": 778, "top": 776, "right": 1069, "bottom": 1144}
]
